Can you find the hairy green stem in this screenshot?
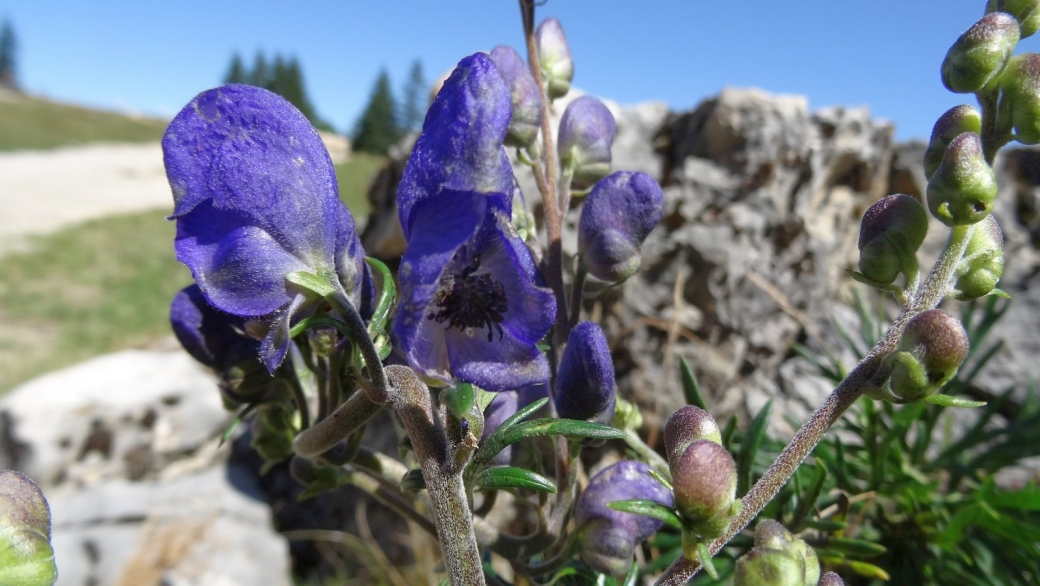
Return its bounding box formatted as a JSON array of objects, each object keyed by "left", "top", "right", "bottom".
[
  {"left": 655, "top": 223, "right": 974, "bottom": 584},
  {"left": 326, "top": 288, "right": 391, "bottom": 403},
  {"left": 293, "top": 390, "right": 382, "bottom": 458},
  {"left": 385, "top": 365, "right": 484, "bottom": 585}
]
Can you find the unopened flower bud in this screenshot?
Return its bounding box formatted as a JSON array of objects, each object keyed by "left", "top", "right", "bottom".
[
  {"left": 535, "top": 18, "right": 574, "bottom": 99},
  {"left": 924, "top": 105, "right": 982, "bottom": 179},
  {"left": 752, "top": 520, "right": 820, "bottom": 586},
  {"left": 574, "top": 461, "right": 673, "bottom": 576},
  {"left": 490, "top": 46, "right": 542, "bottom": 148},
  {"left": 998, "top": 53, "right": 1040, "bottom": 143},
  {"left": 941, "top": 12, "right": 1020, "bottom": 93},
  {"left": 987, "top": 0, "right": 1040, "bottom": 38},
  {"left": 887, "top": 309, "right": 970, "bottom": 401},
  {"left": 481, "top": 391, "right": 518, "bottom": 466},
  {"left": 250, "top": 403, "right": 296, "bottom": 463},
  {"left": 555, "top": 322, "right": 616, "bottom": 424},
  {"left": 954, "top": 214, "right": 1005, "bottom": 300},
  {"left": 857, "top": 194, "right": 929, "bottom": 285},
  {"left": 672, "top": 440, "right": 738, "bottom": 539},
  {"left": 0, "top": 470, "right": 57, "bottom": 586},
  {"left": 926, "top": 133, "right": 997, "bottom": 226},
  {"left": 818, "top": 572, "right": 847, "bottom": 586},
  {"left": 559, "top": 96, "right": 617, "bottom": 189},
  {"left": 664, "top": 405, "right": 722, "bottom": 471},
  {"left": 734, "top": 547, "right": 804, "bottom": 586},
  {"left": 578, "top": 171, "right": 664, "bottom": 282}
]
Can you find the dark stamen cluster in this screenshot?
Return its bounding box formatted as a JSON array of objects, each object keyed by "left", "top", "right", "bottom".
[{"left": 429, "top": 256, "right": 509, "bottom": 342}]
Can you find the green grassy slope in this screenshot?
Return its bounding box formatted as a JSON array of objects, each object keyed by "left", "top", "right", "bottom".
[{"left": 0, "top": 93, "right": 168, "bottom": 151}]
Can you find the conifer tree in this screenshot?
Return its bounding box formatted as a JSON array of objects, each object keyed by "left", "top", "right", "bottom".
[
  {"left": 0, "top": 17, "right": 18, "bottom": 89},
  {"left": 223, "top": 52, "right": 246, "bottom": 85},
  {"left": 352, "top": 69, "right": 401, "bottom": 154},
  {"left": 401, "top": 59, "right": 428, "bottom": 133}
]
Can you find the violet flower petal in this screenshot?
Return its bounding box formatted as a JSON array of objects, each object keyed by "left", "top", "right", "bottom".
[{"left": 397, "top": 53, "right": 514, "bottom": 238}]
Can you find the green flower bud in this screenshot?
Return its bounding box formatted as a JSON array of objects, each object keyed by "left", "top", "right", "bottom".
[
  {"left": 941, "top": 12, "right": 1020, "bottom": 93},
  {"left": 0, "top": 470, "right": 57, "bottom": 586},
  {"left": 535, "top": 18, "right": 574, "bottom": 100},
  {"left": 953, "top": 214, "right": 1005, "bottom": 300},
  {"left": 733, "top": 520, "right": 821, "bottom": 586},
  {"left": 672, "top": 440, "right": 738, "bottom": 539},
  {"left": 664, "top": 405, "right": 722, "bottom": 472},
  {"left": 886, "top": 309, "right": 970, "bottom": 401},
  {"left": 987, "top": 0, "right": 1040, "bottom": 38},
  {"left": 733, "top": 548, "right": 805, "bottom": 586},
  {"left": 250, "top": 403, "right": 297, "bottom": 463},
  {"left": 924, "top": 105, "right": 982, "bottom": 179},
  {"left": 818, "top": 571, "right": 847, "bottom": 586},
  {"left": 998, "top": 53, "right": 1040, "bottom": 144},
  {"left": 926, "top": 132, "right": 997, "bottom": 226},
  {"left": 857, "top": 194, "right": 929, "bottom": 284},
  {"left": 753, "top": 520, "right": 820, "bottom": 586}
]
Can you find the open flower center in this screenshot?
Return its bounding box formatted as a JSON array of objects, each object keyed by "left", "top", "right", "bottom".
[{"left": 428, "top": 255, "right": 509, "bottom": 342}]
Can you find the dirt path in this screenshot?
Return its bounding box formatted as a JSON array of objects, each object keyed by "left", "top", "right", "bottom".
[{"left": 0, "top": 143, "right": 171, "bottom": 253}]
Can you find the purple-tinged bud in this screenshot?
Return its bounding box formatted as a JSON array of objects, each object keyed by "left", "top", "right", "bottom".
[
  {"left": 819, "top": 572, "right": 847, "bottom": 586},
  {"left": 578, "top": 171, "right": 664, "bottom": 282},
  {"left": 559, "top": 96, "right": 617, "bottom": 189},
  {"left": 672, "top": 440, "right": 738, "bottom": 539},
  {"left": 0, "top": 470, "right": 57, "bottom": 586},
  {"left": 664, "top": 405, "right": 722, "bottom": 472},
  {"left": 941, "top": 12, "right": 1020, "bottom": 93},
  {"left": 481, "top": 391, "right": 519, "bottom": 466},
  {"left": 886, "top": 309, "right": 970, "bottom": 401},
  {"left": 953, "top": 214, "right": 1005, "bottom": 300},
  {"left": 926, "top": 133, "right": 997, "bottom": 226},
  {"left": 535, "top": 18, "right": 574, "bottom": 99},
  {"left": 574, "top": 461, "right": 673, "bottom": 576},
  {"left": 987, "top": 0, "right": 1040, "bottom": 38},
  {"left": 555, "top": 322, "right": 616, "bottom": 424},
  {"left": 924, "top": 105, "right": 982, "bottom": 179},
  {"left": 490, "top": 46, "right": 543, "bottom": 148},
  {"left": 998, "top": 53, "right": 1040, "bottom": 144},
  {"left": 857, "top": 194, "right": 929, "bottom": 285}
]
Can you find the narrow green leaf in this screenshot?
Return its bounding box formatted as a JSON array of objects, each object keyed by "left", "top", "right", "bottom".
[
  {"left": 840, "top": 559, "right": 891, "bottom": 580},
  {"left": 607, "top": 499, "right": 682, "bottom": 529},
  {"left": 790, "top": 459, "right": 828, "bottom": 531},
  {"left": 619, "top": 561, "right": 639, "bottom": 586},
  {"left": 475, "top": 413, "right": 622, "bottom": 464},
  {"left": 365, "top": 257, "right": 395, "bottom": 335},
  {"left": 679, "top": 358, "right": 707, "bottom": 410},
  {"left": 803, "top": 519, "right": 848, "bottom": 532},
  {"left": 288, "top": 315, "right": 352, "bottom": 340},
  {"left": 720, "top": 415, "right": 738, "bottom": 451},
  {"left": 286, "top": 270, "right": 336, "bottom": 297},
  {"left": 737, "top": 400, "right": 773, "bottom": 496},
  {"left": 647, "top": 468, "right": 673, "bottom": 492},
  {"left": 813, "top": 537, "right": 886, "bottom": 557},
  {"left": 220, "top": 403, "right": 260, "bottom": 447},
  {"left": 924, "top": 394, "right": 986, "bottom": 408},
  {"left": 476, "top": 467, "right": 556, "bottom": 493}
]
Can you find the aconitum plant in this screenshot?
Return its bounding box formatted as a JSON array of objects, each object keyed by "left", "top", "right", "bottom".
[{"left": 139, "top": 0, "right": 1033, "bottom": 584}]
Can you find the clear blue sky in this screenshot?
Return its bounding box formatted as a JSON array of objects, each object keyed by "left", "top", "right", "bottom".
[{"left": 1, "top": 1, "right": 1033, "bottom": 142}]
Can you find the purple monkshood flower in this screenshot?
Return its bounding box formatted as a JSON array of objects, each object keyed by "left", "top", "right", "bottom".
[
  {"left": 393, "top": 54, "right": 555, "bottom": 391},
  {"left": 574, "top": 460, "right": 673, "bottom": 576},
  {"left": 396, "top": 53, "right": 515, "bottom": 239},
  {"left": 554, "top": 322, "right": 616, "bottom": 424},
  {"left": 481, "top": 391, "right": 519, "bottom": 466},
  {"left": 163, "top": 84, "right": 369, "bottom": 373},
  {"left": 578, "top": 171, "right": 664, "bottom": 282},
  {"left": 170, "top": 284, "right": 258, "bottom": 372},
  {"left": 489, "top": 45, "right": 542, "bottom": 148}
]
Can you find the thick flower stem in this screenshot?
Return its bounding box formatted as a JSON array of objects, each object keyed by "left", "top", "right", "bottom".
[
  {"left": 655, "top": 223, "right": 975, "bottom": 585},
  {"left": 293, "top": 391, "right": 382, "bottom": 458},
  {"left": 325, "top": 288, "right": 391, "bottom": 403},
  {"left": 385, "top": 365, "right": 485, "bottom": 586}
]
